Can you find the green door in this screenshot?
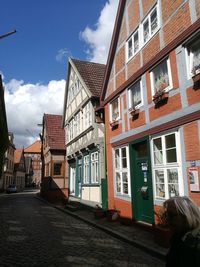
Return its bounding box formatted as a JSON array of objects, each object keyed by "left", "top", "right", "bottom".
[{"left": 130, "top": 138, "right": 154, "bottom": 224}]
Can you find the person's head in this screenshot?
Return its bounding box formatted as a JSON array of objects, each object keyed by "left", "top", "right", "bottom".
[{"left": 163, "top": 196, "right": 200, "bottom": 234}]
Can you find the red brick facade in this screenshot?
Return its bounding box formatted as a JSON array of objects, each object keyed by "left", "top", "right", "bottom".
[{"left": 102, "top": 0, "right": 200, "bottom": 221}]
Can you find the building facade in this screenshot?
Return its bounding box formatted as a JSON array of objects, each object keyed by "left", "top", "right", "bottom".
[
  {"left": 2, "top": 132, "right": 15, "bottom": 190},
  {"left": 14, "top": 148, "right": 26, "bottom": 191},
  {"left": 24, "top": 140, "right": 42, "bottom": 187},
  {"left": 0, "top": 75, "right": 9, "bottom": 190},
  {"left": 101, "top": 0, "right": 200, "bottom": 224},
  {"left": 62, "top": 58, "right": 107, "bottom": 208},
  {"left": 41, "top": 114, "right": 67, "bottom": 202}
]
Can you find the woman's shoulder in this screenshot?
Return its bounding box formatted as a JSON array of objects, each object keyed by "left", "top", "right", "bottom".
[{"left": 182, "top": 226, "right": 200, "bottom": 249}]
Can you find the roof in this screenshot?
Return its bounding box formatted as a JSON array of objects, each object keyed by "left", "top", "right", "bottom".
[
  {"left": 44, "top": 114, "right": 65, "bottom": 150},
  {"left": 14, "top": 148, "right": 23, "bottom": 164},
  {"left": 24, "top": 140, "right": 41, "bottom": 154},
  {"left": 71, "top": 58, "right": 106, "bottom": 98}
]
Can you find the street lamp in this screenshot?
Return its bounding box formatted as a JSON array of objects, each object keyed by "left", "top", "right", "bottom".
[{"left": 0, "top": 29, "right": 17, "bottom": 40}]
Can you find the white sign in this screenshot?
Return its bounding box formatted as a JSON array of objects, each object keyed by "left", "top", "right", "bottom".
[{"left": 189, "top": 167, "right": 199, "bottom": 192}]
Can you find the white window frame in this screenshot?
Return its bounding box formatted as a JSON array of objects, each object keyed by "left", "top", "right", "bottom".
[
  {"left": 142, "top": 4, "right": 160, "bottom": 46},
  {"left": 84, "top": 102, "right": 92, "bottom": 130},
  {"left": 91, "top": 152, "right": 99, "bottom": 184},
  {"left": 151, "top": 131, "right": 184, "bottom": 201},
  {"left": 126, "top": 28, "right": 140, "bottom": 61},
  {"left": 128, "top": 79, "right": 143, "bottom": 110},
  {"left": 109, "top": 97, "right": 120, "bottom": 122},
  {"left": 150, "top": 57, "right": 173, "bottom": 97},
  {"left": 185, "top": 33, "right": 200, "bottom": 79},
  {"left": 83, "top": 155, "right": 89, "bottom": 184},
  {"left": 125, "top": 3, "right": 160, "bottom": 63},
  {"left": 114, "top": 146, "right": 131, "bottom": 197}
]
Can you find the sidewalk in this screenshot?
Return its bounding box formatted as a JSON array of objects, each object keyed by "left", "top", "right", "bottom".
[{"left": 36, "top": 195, "right": 168, "bottom": 261}]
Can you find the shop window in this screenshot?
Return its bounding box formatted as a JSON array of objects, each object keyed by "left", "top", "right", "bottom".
[{"left": 91, "top": 152, "right": 99, "bottom": 184}]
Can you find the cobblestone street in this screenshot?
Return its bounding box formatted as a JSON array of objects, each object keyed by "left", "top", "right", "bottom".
[{"left": 0, "top": 192, "right": 165, "bottom": 267}]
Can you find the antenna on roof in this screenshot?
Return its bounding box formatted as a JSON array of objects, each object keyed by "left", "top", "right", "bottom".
[{"left": 0, "top": 29, "right": 17, "bottom": 40}]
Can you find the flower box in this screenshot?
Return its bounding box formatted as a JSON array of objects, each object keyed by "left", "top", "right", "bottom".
[
  {"left": 192, "top": 73, "right": 200, "bottom": 83},
  {"left": 153, "top": 90, "right": 169, "bottom": 105},
  {"left": 109, "top": 120, "right": 119, "bottom": 128},
  {"left": 129, "top": 107, "right": 140, "bottom": 116}
]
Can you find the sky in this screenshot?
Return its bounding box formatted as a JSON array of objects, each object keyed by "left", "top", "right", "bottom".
[{"left": 0, "top": 0, "right": 119, "bottom": 148}]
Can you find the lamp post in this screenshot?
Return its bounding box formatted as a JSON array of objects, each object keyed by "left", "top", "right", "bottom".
[{"left": 0, "top": 29, "right": 17, "bottom": 40}]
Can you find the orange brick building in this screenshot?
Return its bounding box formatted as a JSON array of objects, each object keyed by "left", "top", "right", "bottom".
[{"left": 101, "top": 0, "right": 200, "bottom": 224}]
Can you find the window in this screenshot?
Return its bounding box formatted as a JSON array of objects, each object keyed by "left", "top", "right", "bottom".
[
  {"left": 84, "top": 102, "right": 92, "bottom": 129},
  {"left": 83, "top": 155, "right": 89, "bottom": 184},
  {"left": 110, "top": 97, "right": 120, "bottom": 122},
  {"left": 114, "top": 146, "right": 130, "bottom": 196},
  {"left": 91, "top": 152, "right": 99, "bottom": 183},
  {"left": 142, "top": 5, "right": 158, "bottom": 44},
  {"left": 150, "top": 58, "right": 172, "bottom": 95},
  {"left": 186, "top": 35, "right": 200, "bottom": 77},
  {"left": 53, "top": 162, "right": 62, "bottom": 176},
  {"left": 126, "top": 4, "right": 159, "bottom": 62},
  {"left": 128, "top": 79, "right": 143, "bottom": 109},
  {"left": 151, "top": 132, "right": 182, "bottom": 200},
  {"left": 127, "top": 29, "right": 139, "bottom": 60}
]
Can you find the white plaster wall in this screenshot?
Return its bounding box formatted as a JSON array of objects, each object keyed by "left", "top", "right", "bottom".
[{"left": 81, "top": 186, "right": 101, "bottom": 203}]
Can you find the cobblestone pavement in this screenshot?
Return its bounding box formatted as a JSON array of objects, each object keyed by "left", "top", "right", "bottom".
[{"left": 0, "top": 192, "right": 165, "bottom": 267}]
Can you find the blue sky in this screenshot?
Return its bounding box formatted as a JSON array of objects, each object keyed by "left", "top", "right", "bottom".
[
  {"left": 1, "top": 0, "right": 119, "bottom": 147},
  {"left": 1, "top": 0, "right": 110, "bottom": 84}
]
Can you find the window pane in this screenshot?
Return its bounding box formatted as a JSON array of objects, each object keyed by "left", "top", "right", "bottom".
[
  {"left": 167, "top": 169, "right": 179, "bottom": 197},
  {"left": 112, "top": 99, "right": 119, "bottom": 120},
  {"left": 190, "top": 38, "right": 200, "bottom": 74},
  {"left": 166, "top": 149, "right": 177, "bottom": 163},
  {"left": 153, "top": 138, "right": 162, "bottom": 151},
  {"left": 143, "top": 20, "right": 149, "bottom": 42},
  {"left": 122, "top": 172, "right": 128, "bottom": 194},
  {"left": 153, "top": 60, "right": 169, "bottom": 92},
  {"left": 134, "top": 31, "right": 139, "bottom": 53},
  {"left": 128, "top": 38, "right": 133, "bottom": 58},
  {"left": 130, "top": 80, "right": 141, "bottom": 107},
  {"left": 115, "top": 149, "right": 120, "bottom": 168},
  {"left": 165, "top": 134, "right": 176, "bottom": 149},
  {"left": 54, "top": 163, "right": 62, "bottom": 175},
  {"left": 151, "top": 8, "right": 157, "bottom": 34},
  {"left": 116, "top": 172, "right": 121, "bottom": 193},
  {"left": 155, "top": 170, "right": 165, "bottom": 198},
  {"left": 121, "top": 147, "right": 126, "bottom": 158}
]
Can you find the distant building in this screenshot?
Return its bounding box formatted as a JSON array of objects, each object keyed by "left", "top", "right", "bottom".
[
  {"left": 41, "top": 114, "right": 67, "bottom": 202},
  {"left": 24, "top": 140, "right": 42, "bottom": 187},
  {"left": 14, "top": 148, "right": 26, "bottom": 191},
  {"left": 2, "top": 132, "right": 15, "bottom": 190}
]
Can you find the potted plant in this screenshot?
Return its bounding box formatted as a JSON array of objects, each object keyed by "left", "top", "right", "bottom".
[
  {"left": 109, "top": 119, "right": 119, "bottom": 128},
  {"left": 153, "top": 89, "right": 169, "bottom": 105},
  {"left": 106, "top": 209, "right": 120, "bottom": 222},
  {"left": 128, "top": 106, "right": 140, "bottom": 116},
  {"left": 153, "top": 206, "right": 172, "bottom": 248},
  {"left": 192, "top": 64, "right": 200, "bottom": 82}
]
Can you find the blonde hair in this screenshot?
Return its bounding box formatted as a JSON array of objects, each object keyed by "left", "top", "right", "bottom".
[{"left": 164, "top": 196, "right": 200, "bottom": 230}]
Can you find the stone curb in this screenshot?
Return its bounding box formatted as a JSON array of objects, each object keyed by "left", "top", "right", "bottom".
[{"left": 35, "top": 196, "right": 166, "bottom": 261}]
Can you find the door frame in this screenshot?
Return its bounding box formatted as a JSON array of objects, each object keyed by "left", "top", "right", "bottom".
[{"left": 129, "top": 136, "right": 154, "bottom": 224}]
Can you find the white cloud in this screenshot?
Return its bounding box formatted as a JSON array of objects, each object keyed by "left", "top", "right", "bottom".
[
  {"left": 4, "top": 79, "right": 65, "bottom": 148},
  {"left": 80, "top": 0, "right": 119, "bottom": 64},
  {"left": 56, "top": 48, "right": 72, "bottom": 62}
]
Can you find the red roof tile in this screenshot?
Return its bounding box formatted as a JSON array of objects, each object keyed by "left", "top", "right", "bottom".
[
  {"left": 24, "top": 140, "right": 41, "bottom": 153},
  {"left": 71, "top": 58, "right": 106, "bottom": 97},
  {"left": 44, "top": 114, "right": 65, "bottom": 150}
]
